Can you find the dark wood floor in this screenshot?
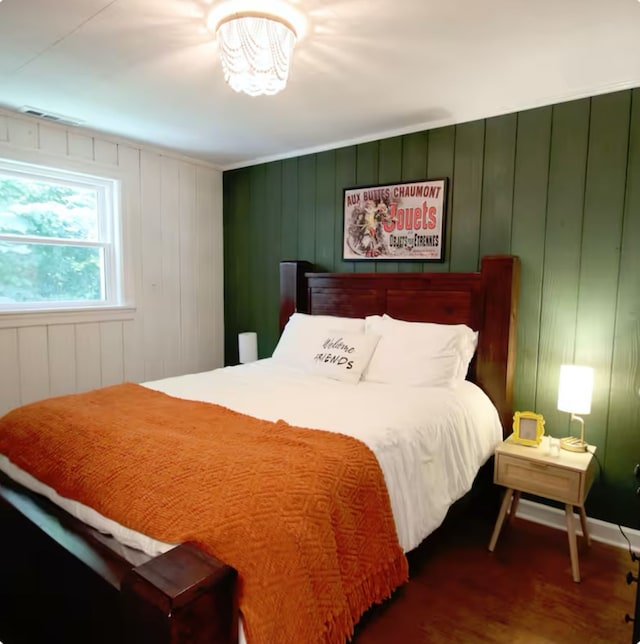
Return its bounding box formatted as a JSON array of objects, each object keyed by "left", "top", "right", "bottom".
[{"left": 353, "top": 510, "right": 637, "bottom": 644}]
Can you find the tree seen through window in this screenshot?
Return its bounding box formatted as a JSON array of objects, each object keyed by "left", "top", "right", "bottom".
[{"left": 0, "top": 175, "right": 106, "bottom": 304}]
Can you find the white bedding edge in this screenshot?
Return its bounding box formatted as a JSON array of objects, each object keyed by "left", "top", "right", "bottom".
[{"left": 0, "top": 360, "right": 503, "bottom": 642}]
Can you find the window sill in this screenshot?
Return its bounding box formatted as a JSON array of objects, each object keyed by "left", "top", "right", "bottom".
[{"left": 0, "top": 305, "right": 137, "bottom": 329}]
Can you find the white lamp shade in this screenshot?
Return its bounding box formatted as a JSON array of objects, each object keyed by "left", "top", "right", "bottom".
[
  {"left": 238, "top": 331, "right": 258, "bottom": 363},
  {"left": 557, "top": 365, "right": 594, "bottom": 414}
]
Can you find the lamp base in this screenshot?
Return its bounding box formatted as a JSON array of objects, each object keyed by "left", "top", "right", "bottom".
[{"left": 560, "top": 436, "right": 588, "bottom": 453}]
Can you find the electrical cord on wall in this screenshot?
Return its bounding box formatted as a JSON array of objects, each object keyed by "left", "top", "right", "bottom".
[{"left": 590, "top": 449, "right": 637, "bottom": 562}]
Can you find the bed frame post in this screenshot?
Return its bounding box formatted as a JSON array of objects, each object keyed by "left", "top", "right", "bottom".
[
  {"left": 477, "top": 255, "right": 520, "bottom": 432},
  {"left": 279, "top": 260, "right": 313, "bottom": 332},
  {"left": 0, "top": 471, "right": 239, "bottom": 644},
  {"left": 121, "top": 543, "right": 238, "bottom": 644}
]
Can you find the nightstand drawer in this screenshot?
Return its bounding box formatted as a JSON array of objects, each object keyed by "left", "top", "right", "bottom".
[{"left": 496, "top": 454, "right": 582, "bottom": 505}]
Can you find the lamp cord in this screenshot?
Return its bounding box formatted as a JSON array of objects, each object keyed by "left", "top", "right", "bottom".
[{"left": 590, "top": 450, "right": 636, "bottom": 561}]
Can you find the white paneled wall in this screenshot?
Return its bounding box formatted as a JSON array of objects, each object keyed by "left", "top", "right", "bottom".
[{"left": 0, "top": 109, "right": 224, "bottom": 416}]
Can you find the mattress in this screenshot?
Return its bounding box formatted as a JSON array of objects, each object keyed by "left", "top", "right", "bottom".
[
  {"left": 0, "top": 358, "right": 502, "bottom": 557},
  {"left": 0, "top": 359, "right": 503, "bottom": 644}
]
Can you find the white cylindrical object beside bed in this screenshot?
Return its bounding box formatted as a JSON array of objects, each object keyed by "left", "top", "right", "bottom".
[{"left": 238, "top": 331, "right": 258, "bottom": 363}]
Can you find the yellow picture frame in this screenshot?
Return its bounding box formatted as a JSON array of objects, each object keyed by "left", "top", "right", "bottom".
[{"left": 512, "top": 411, "right": 545, "bottom": 447}]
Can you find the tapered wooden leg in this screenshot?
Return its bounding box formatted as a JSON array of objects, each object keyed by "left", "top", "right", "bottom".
[
  {"left": 508, "top": 490, "right": 521, "bottom": 524},
  {"left": 565, "top": 504, "right": 580, "bottom": 582},
  {"left": 579, "top": 506, "right": 591, "bottom": 547},
  {"left": 489, "top": 488, "right": 514, "bottom": 552}
]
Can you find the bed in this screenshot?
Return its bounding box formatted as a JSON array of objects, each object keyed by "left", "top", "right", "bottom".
[{"left": 0, "top": 254, "right": 519, "bottom": 644}]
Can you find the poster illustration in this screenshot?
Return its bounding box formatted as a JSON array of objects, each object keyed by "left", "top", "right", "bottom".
[{"left": 342, "top": 178, "right": 447, "bottom": 261}]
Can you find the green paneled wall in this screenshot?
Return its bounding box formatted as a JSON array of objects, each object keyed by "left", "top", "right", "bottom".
[{"left": 223, "top": 89, "right": 640, "bottom": 528}]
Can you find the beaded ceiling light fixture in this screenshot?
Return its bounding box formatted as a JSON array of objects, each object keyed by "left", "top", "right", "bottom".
[{"left": 209, "top": 3, "right": 301, "bottom": 96}]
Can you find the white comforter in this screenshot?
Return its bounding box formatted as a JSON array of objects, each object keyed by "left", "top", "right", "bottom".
[{"left": 1, "top": 358, "right": 502, "bottom": 556}]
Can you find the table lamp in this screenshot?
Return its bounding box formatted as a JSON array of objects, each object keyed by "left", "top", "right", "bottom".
[
  {"left": 238, "top": 331, "right": 258, "bottom": 364},
  {"left": 557, "top": 364, "right": 594, "bottom": 452}
]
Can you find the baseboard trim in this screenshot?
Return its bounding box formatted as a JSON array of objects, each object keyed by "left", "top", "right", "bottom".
[{"left": 515, "top": 498, "right": 640, "bottom": 552}]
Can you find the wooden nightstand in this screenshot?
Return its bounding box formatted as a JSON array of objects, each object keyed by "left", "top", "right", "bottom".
[{"left": 488, "top": 435, "right": 597, "bottom": 582}]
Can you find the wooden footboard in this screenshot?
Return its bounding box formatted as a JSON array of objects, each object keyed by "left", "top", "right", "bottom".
[{"left": 0, "top": 471, "right": 237, "bottom": 644}]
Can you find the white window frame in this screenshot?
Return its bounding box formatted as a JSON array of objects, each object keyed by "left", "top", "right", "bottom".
[{"left": 0, "top": 153, "right": 135, "bottom": 328}]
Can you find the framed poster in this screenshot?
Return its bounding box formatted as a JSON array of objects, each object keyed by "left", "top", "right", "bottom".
[{"left": 342, "top": 178, "right": 448, "bottom": 261}]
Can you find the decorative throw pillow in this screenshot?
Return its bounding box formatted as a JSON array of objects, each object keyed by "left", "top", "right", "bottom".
[
  {"left": 306, "top": 331, "right": 380, "bottom": 384},
  {"left": 272, "top": 313, "right": 366, "bottom": 370},
  {"left": 363, "top": 315, "right": 478, "bottom": 387}
]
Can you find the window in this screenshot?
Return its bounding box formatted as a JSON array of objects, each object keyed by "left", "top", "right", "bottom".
[{"left": 0, "top": 158, "right": 123, "bottom": 313}]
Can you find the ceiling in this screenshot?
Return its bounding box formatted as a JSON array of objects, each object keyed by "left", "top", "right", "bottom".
[{"left": 1, "top": 0, "right": 639, "bottom": 170}]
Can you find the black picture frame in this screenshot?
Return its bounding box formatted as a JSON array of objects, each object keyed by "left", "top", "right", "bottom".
[{"left": 342, "top": 178, "right": 448, "bottom": 261}]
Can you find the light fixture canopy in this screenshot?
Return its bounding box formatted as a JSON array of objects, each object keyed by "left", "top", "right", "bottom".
[
  {"left": 213, "top": 10, "right": 297, "bottom": 96},
  {"left": 557, "top": 364, "right": 594, "bottom": 452}
]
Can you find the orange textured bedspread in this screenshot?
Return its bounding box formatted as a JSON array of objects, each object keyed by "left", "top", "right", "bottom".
[{"left": 0, "top": 383, "right": 408, "bottom": 644}]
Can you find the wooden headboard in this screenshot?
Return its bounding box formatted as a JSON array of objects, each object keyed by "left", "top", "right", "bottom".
[{"left": 279, "top": 255, "right": 520, "bottom": 433}]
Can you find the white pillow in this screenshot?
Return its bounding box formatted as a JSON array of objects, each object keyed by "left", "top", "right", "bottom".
[
  {"left": 381, "top": 315, "right": 478, "bottom": 374},
  {"left": 272, "top": 313, "right": 365, "bottom": 369},
  {"left": 306, "top": 331, "right": 380, "bottom": 384},
  {"left": 363, "top": 314, "right": 478, "bottom": 387}
]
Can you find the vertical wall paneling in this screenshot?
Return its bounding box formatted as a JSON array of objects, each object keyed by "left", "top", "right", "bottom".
[
  {"left": 425, "top": 126, "right": 455, "bottom": 271},
  {"left": 68, "top": 133, "right": 94, "bottom": 160},
  {"left": 297, "top": 155, "right": 317, "bottom": 265},
  {"left": 48, "top": 325, "right": 77, "bottom": 397},
  {"left": 247, "top": 164, "right": 267, "bottom": 341},
  {"left": 354, "top": 141, "right": 379, "bottom": 273},
  {"left": 575, "top": 91, "right": 630, "bottom": 456},
  {"left": 226, "top": 169, "right": 250, "bottom": 364},
  {"left": 38, "top": 124, "right": 67, "bottom": 156},
  {"left": 262, "top": 162, "right": 283, "bottom": 355},
  {"left": 75, "top": 323, "right": 102, "bottom": 392},
  {"left": 18, "top": 326, "right": 49, "bottom": 404},
  {"left": 535, "top": 99, "right": 590, "bottom": 433},
  {"left": 315, "top": 150, "right": 337, "bottom": 271},
  {"left": 480, "top": 114, "right": 517, "bottom": 258},
  {"left": 140, "top": 151, "right": 165, "bottom": 380},
  {"left": 401, "top": 131, "right": 428, "bottom": 182},
  {"left": 222, "top": 89, "right": 640, "bottom": 527},
  {"left": 119, "top": 144, "right": 146, "bottom": 385},
  {"left": 178, "top": 162, "right": 199, "bottom": 375},
  {"left": 160, "top": 157, "right": 182, "bottom": 377},
  {"left": 222, "top": 169, "right": 239, "bottom": 363},
  {"left": 94, "top": 139, "right": 119, "bottom": 166},
  {"left": 334, "top": 146, "right": 357, "bottom": 274},
  {"left": 449, "top": 120, "right": 484, "bottom": 272},
  {"left": 122, "top": 317, "right": 144, "bottom": 383},
  {"left": 400, "top": 131, "right": 428, "bottom": 273},
  {"left": 510, "top": 107, "right": 552, "bottom": 406},
  {"left": 280, "top": 158, "right": 299, "bottom": 261},
  {"left": 0, "top": 329, "right": 20, "bottom": 411},
  {"left": 196, "top": 165, "right": 223, "bottom": 371},
  {"left": 0, "top": 114, "right": 8, "bottom": 142},
  {"left": 605, "top": 88, "right": 640, "bottom": 521},
  {"left": 0, "top": 108, "right": 224, "bottom": 414},
  {"left": 7, "top": 117, "right": 37, "bottom": 148},
  {"left": 100, "top": 321, "right": 124, "bottom": 386}
]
